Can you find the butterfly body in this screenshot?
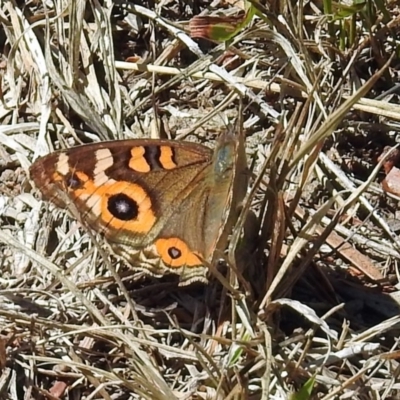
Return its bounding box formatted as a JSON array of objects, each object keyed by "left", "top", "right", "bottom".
[{"left": 30, "top": 131, "right": 247, "bottom": 285}]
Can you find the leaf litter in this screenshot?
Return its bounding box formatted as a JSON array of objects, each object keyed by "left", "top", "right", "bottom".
[{"left": 0, "top": 0, "right": 400, "bottom": 399}]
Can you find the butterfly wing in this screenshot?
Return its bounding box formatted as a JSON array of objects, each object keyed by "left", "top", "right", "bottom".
[
  {"left": 147, "top": 131, "right": 248, "bottom": 284},
  {"left": 30, "top": 134, "right": 246, "bottom": 285}
]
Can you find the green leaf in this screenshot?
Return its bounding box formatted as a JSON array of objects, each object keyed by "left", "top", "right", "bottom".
[{"left": 288, "top": 375, "right": 316, "bottom": 400}]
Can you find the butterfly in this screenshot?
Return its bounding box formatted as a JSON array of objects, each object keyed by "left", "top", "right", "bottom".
[{"left": 29, "top": 130, "right": 248, "bottom": 285}]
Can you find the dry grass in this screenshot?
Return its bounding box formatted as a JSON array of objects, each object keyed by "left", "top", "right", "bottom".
[{"left": 1, "top": 0, "right": 400, "bottom": 399}]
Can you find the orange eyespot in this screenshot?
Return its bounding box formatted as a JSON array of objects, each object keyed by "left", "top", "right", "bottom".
[
  {"left": 63, "top": 171, "right": 156, "bottom": 233},
  {"left": 155, "top": 238, "right": 203, "bottom": 268}
]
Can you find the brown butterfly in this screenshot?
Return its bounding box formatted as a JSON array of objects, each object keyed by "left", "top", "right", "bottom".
[{"left": 30, "top": 131, "right": 247, "bottom": 285}]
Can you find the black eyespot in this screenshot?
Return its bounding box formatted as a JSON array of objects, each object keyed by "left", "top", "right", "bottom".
[
  {"left": 65, "top": 172, "right": 83, "bottom": 189},
  {"left": 108, "top": 193, "right": 138, "bottom": 221},
  {"left": 168, "top": 247, "right": 182, "bottom": 260}
]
